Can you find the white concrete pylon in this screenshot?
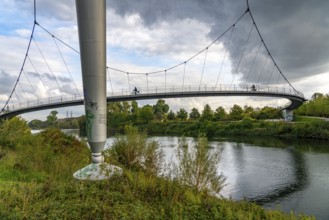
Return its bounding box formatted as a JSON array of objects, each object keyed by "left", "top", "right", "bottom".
[{"left": 74, "top": 0, "right": 122, "bottom": 180}]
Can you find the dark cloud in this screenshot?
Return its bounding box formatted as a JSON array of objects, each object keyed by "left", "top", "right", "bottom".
[
  {"left": 61, "top": 84, "right": 77, "bottom": 95},
  {"left": 27, "top": 71, "right": 71, "bottom": 83},
  {"left": 14, "top": 0, "right": 329, "bottom": 85},
  {"left": 107, "top": 0, "right": 329, "bottom": 83},
  {"left": 0, "top": 70, "right": 16, "bottom": 93},
  {"left": 248, "top": 0, "right": 329, "bottom": 81},
  {"left": 13, "top": 0, "right": 76, "bottom": 22},
  {"left": 26, "top": 71, "right": 39, "bottom": 78}
]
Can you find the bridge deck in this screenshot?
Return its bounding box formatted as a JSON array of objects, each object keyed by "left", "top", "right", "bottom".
[{"left": 0, "top": 85, "right": 306, "bottom": 119}]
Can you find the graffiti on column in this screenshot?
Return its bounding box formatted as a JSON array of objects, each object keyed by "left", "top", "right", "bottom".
[{"left": 84, "top": 94, "right": 99, "bottom": 138}]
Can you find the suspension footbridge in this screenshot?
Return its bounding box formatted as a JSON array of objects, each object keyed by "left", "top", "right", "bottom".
[{"left": 0, "top": 1, "right": 306, "bottom": 120}]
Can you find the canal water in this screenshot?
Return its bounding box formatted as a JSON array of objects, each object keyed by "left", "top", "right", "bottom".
[
  {"left": 105, "top": 135, "right": 329, "bottom": 219},
  {"left": 46, "top": 130, "right": 328, "bottom": 219}
]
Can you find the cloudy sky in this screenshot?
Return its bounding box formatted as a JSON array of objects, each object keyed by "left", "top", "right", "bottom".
[{"left": 1, "top": 0, "right": 328, "bottom": 121}]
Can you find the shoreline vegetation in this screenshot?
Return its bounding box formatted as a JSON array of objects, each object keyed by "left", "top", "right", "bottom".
[
  {"left": 28, "top": 93, "right": 329, "bottom": 141},
  {"left": 1, "top": 94, "right": 325, "bottom": 218},
  {"left": 0, "top": 117, "right": 315, "bottom": 219}
]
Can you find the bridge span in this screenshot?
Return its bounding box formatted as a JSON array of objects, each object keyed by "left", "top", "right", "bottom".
[{"left": 0, "top": 85, "right": 306, "bottom": 119}]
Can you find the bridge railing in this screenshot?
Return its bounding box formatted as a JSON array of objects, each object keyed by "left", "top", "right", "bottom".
[
  {"left": 1, "top": 93, "right": 83, "bottom": 114},
  {"left": 108, "top": 84, "right": 304, "bottom": 98},
  {"left": 1, "top": 84, "right": 304, "bottom": 115}
]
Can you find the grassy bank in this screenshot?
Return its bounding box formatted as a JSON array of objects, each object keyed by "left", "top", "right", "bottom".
[
  {"left": 134, "top": 119, "right": 329, "bottom": 140},
  {"left": 0, "top": 117, "right": 314, "bottom": 219}
]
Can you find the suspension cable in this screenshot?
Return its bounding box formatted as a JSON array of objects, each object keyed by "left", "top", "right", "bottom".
[
  {"left": 267, "top": 63, "right": 276, "bottom": 85},
  {"left": 199, "top": 47, "right": 208, "bottom": 90},
  {"left": 146, "top": 73, "right": 149, "bottom": 93},
  {"left": 36, "top": 22, "right": 80, "bottom": 54},
  {"left": 215, "top": 26, "right": 234, "bottom": 89},
  {"left": 182, "top": 62, "right": 186, "bottom": 90},
  {"left": 27, "top": 55, "right": 49, "bottom": 95},
  {"left": 1, "top": 22, "right": 36, "bottom": 112},
  {"left": 14, "top": 90, "right": 21, "bottom": 106},
  {"left": 165, "top": 70, "right": 167, "bottom": 92},
  {"left": 246, "top": 0, "right": 299, "bottom": 94},
  {"left": 127, "top": 73, "right": 131, "bottom": 92},
  {"left": 53, "top": 36, "right": 80, "bottom": 96},
  {"left": 33, "top": 37, "right": 63, "bottom": 94},
  {"left": 23, "top": 69, "right": 38, "bottom": 99},
  {"left": 18, "top": 81, "right": 29, "bottom": 102},
  {"left": 107, "top": 9, "right": 249, "bottom": 75},
  {"left": 244, "top": 39, "right": 262, "bottom": 88},
  {"left": 257, "top": 53, "right": 269, "bottom": 84},
  {"left": 106, "top": 67, "right": 113, "bottom": 94},
  {"left": 230, "top": 22, "right": 254, "bottom": 89}
]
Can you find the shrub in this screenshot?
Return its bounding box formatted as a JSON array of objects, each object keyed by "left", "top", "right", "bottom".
[
  {"left": 174, "top": 134, "right": 226, "bottom": 195},
  {"left": 107, "top": 125, "right": 164, "bottom": 176},
  {"left": 0, "top": 117, "right": 31, "bottom": 149}
]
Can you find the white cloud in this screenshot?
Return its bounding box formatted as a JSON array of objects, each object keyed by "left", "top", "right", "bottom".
[{"left": 1, "top": 0, "right": 329, "bottom": 121}]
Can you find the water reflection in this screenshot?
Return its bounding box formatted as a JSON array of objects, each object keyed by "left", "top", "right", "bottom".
[
  {"left": 249, "top": 147, "right": 308, "bottom": 205},
  {"left": 105, "top": 135, "right": 329, "bottom": 219}
]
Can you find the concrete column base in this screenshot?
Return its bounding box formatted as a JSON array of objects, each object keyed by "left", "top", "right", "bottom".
[
  {"left": 282, "top": 109, "right": 293, "bottom": 122},
  {"left": 73, "top": 163, "right": 122, "bottom": 180}
]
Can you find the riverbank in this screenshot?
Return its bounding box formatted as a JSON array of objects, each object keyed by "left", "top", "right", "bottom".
[
  {"left": 132, "top": 119, "right": 329, "bottom": 140},
  {"left": 0, "top": 118, "right": 314, "bottom": 219}
]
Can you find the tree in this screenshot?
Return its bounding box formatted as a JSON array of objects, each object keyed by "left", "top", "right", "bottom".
[
  {"left": 108, "top": 102, "right": 130, "bottom": 114},
  {"left": 0, "top": 117, "right": 31, "bottom": 148},
  {"left": 200, "top": 104, "right": 213, "bottom": 121},
  {"left": 311, "top": 92, "right": 324, "bottom": 100},
  {"left": 189, "top": 108, "right": 200, "bottom": 120},
  {"left": 28, "top": 119, "right": 45, "bottom": 129},
  {"left": 47, "top": 110, "right": 58, "bottom": 127},
  {"left": 229, "top": 105, "right": 243, "bottom": 120},
  {"left": 153, "top": 99, "right": 169, "bottom": 120},
  {"left": 258, "top": 106, "right": 281, "bottom": 119},
  {"left": 214, "top": 106, "right": 226, "bottom": 121},
  {"left": 167, "top": 110, "right": 176, "bottom": 120},
  {"left": 243, "top": 105, "right": 254, "bottom": 117},
  {"left": 176, "top": 108, "right": 188, "bottom": 121},
  {"left": 131, "top": 100, "right": 139, "bottom": 114},
  {"left": 139, "top": 105, "right": 154, "bottom": 123}
]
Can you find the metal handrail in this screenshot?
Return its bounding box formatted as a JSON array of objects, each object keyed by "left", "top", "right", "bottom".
[{"left": 1, "top": 84, "right": 305, "bottom": 115}]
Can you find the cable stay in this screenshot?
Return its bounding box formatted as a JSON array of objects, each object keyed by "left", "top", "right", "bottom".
[
  {"left": 18, "top": 81, "right": 29, "bottom": 102},
  {"left": 199, "top": 47, "right": 208, "bottom": 91},
  {"left": 182, "top": 62, "right": 186, "bottom": 90},
  {"left": 0, "top": 22, "right": 36, "bottom": 112},
  {"left": 22, "top": 69, "right": 39, "bottom": 99},
  {"left": 1, "top": 0, "right": 305, "bottom": 114},
  {"left": 246, "top": 0, "right": 300, "bottom": 94},
  {"left": 27, "top": 55, "right": 50, "bottom": 96},
  {"left": 127, "top": 73, "right": 131, "bottom": 93},
  {"left": 257, "top": 54, "right": 269, "bottom": 84},
  {"left": 52, "top": 36, "right": 80, "bottom": 96},
  {"left": 215, "top": 26, "right": 234, "bottom": 89},
  {"left": 146, "top": 74, "right": 149, "bottom": 93},
  {"left": 267, "top": 64, "right": 276, "bottom": 86},
  {"left": 230, "top": 23, "right": 254, "bottom": 90},
  {"left": 32, "top": 37, "right": 63, "bottom": 95},
  {"left": 106, "top": 67, "right": 113, "bottom": 94},
  {"left": 244, "top": 40, "right": 262, "bottom": 88}
]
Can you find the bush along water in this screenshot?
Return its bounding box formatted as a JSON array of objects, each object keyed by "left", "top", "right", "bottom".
[{"left": 0, "top": 118, "right": 315, "bottom": 219}]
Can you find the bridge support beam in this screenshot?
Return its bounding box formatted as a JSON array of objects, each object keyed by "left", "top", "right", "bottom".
[
  {"left": 73, "top": 0, "right": 121, "bottom": 180},
  {"left": 282, "top": 109, "right": 294, "bottom": 122}
]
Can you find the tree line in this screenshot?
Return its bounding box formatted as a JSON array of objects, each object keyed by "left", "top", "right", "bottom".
[
  {"left": 28, "top": 110, "right": 80, "bottom": 129},
  {"left": 88, "top": 100, "right": 281, "bottom": 133},
  {"left": 295, "top": 92, "right": 329, "bottom": 118}
]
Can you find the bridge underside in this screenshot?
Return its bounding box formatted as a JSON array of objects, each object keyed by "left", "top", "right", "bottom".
[{"left": 0, "top": 91, "right": 306, "bottom": 119}]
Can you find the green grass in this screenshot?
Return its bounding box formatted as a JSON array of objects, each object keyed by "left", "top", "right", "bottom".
[
  {"left": 294, "top": 115, "right": 326, "bottom": 123},
  {"left": 0, "top": 118, "right": 315, "bottom": 219}
]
